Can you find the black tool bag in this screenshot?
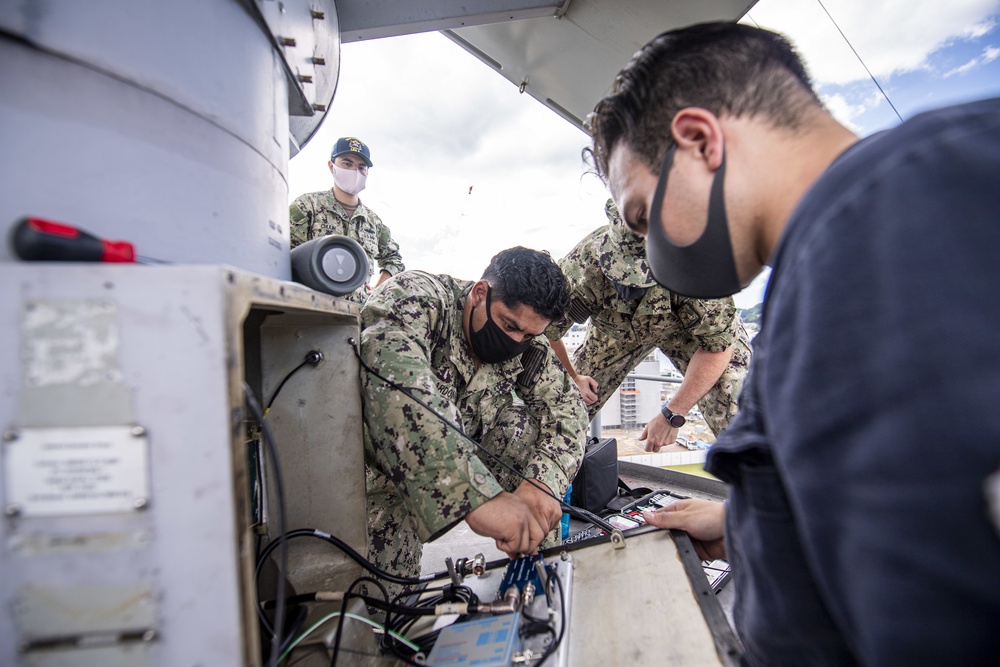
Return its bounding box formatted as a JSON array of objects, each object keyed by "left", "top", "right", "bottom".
[{"left": 570, "top": 437, "right": 619, "bottom": 513}]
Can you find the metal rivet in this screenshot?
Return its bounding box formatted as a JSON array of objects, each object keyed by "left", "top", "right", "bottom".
[
  {"left": 131, "top": 426, "right": 146, "bottom": 437},
  {"left": 133, "top": 498, "right": 148, "bottom": 510},
  {"left": 142, "top": 630, "right": 156, "bottom": 642}
]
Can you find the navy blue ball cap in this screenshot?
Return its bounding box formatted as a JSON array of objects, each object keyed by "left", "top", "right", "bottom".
[{"left": 331, "top": 136, "right": 373, "bottom": 167}]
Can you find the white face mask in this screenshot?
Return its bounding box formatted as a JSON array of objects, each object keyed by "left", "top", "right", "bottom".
[{"left": 331, "top": 163, "right": 367, "bottom": 196}]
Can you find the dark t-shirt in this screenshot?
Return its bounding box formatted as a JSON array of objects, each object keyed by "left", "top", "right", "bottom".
[{"left": 707, "top": 97, "right": 1000, "bottom": 665}]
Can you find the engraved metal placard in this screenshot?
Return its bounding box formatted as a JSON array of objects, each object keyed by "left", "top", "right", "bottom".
[{"left": 3, "top": 426, "right": 150, "bottom": 517}]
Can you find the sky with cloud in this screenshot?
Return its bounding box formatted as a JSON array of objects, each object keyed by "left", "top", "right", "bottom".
[{"left": 289, "top": 0, "right": 1000, "bottom": 308}]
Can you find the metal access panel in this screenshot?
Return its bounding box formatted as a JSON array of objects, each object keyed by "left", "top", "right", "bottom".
[
  {"left": 446, "top": 0, "right": 758, "bottom": 131},
  {"left": 0, "top": 264, "right": 366, "bottom": 666}
]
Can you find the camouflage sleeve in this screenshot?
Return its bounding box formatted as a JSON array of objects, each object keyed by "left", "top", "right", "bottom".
[
  {"left": 544, "top": 316, "right": 571, "bottom": 341},
  {"left": 544, "top": 246, "right": 600, "bottom": 340},
  {"left": 516, "top": 341, "right": 587, "bottom": 496},
  {"left": 289, "top": 196, "right": 312, "bottom": 249},
  {"left": 360, "top": 278, "right": 503, "bottom": 542},
  {"left": 370, "top": 211, "right": 405, "bottom": 276},
  {"left": 676, "top": 296, "right": 739, "bottom": 352}
]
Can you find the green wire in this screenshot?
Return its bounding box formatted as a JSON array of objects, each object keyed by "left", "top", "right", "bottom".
[{"left": 279, "top": 611, "right": 421, "bottom": 663}]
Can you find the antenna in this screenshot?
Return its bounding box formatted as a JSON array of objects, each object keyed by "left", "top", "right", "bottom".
[{"left": 816, "top": 0, "right": 904, "bottom": 123}]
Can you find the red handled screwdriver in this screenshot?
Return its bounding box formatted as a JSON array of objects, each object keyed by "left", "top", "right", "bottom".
[{"left": 10, "top": 217, "right": 166, "bottom": 264}]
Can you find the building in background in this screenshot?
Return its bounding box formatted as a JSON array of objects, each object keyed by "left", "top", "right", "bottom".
[{"left": 562, "top": 330, "right": 667, "bottom": 429}]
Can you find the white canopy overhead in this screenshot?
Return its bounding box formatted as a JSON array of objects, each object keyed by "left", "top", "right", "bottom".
[{"left": 337, "top": 0, "right": 757, "bottom": 133}]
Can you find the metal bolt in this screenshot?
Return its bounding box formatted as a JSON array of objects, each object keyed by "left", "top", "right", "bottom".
[
  {"left": 6, "top": 504, "right": 21, "bottom": 517},
  {"left": 560, "top": 550, "right": 569, "bottom": 561},
  {"left": 131, "top": 426, "right": 146, "bottom": 437},
  {"left": 278, "top": 36, "right": 296, "bottom": 47},
  {"left": 3, "top": 430, "right": 18, "bottom": 442},
  {"left": 133, "top": 498, "right": 148, "bottom": 511}
]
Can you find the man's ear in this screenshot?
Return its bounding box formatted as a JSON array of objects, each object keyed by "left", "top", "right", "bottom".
[
  {"left": 470, "top": 280, "right": 489, "bottom": 307},
  {"left": 671, "top": 108, "right": 725, "bottom": 171}
]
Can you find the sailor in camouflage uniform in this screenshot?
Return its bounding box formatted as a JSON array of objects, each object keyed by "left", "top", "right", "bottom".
[
  {"left": 546, "top": 199, "right": 751, "bottom": 451},
  {"left": 360, "top": 247, "right": 588, "bottom": 581},
  {"left": 289, "top": 137, "right": 404, "bottom": 304}
]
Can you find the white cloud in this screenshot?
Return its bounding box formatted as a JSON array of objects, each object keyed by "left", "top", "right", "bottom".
[
  {"left": 746, "top": 0, "right": 1000, "bottom": 85},
  {"left": 944, "top": 43, "right": 1000, "bottom": 76},
  {"left": 819, "top": 91, "right": 873, "bottom": 130}
]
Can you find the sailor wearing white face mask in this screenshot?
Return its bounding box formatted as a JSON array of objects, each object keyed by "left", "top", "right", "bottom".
[{"left": 290, "top": 136, "right": 405, "bottom": 303}]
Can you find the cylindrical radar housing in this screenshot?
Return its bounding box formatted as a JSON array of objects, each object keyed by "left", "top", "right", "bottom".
[{"left": 290, "top": 235, "right": 370, "bottom": 297}]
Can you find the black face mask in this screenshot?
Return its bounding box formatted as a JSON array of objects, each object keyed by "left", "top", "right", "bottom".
[
  {"left": 469, "top": 287, "right": 532, "bottom": 364},
  {"left": 646, "top": 145, "right": 742, "bottom": 298},
  {"left": 613, "top": 282, "right": 649, "bottom": 302}
]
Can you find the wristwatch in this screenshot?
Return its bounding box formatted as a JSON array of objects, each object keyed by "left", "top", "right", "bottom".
[{"left": 660, "top": 406, "right": 686, "bottom": 429}]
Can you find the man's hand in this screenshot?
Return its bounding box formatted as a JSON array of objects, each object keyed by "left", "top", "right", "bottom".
[
  {"left": 573, "top": 374, "right": 599, "bottom": 405},
  {"left": 639, "top": 412, "right": 680, "bottom": 452},
  {"left": 642, "top": 499, "right": 727, "bottom": 561},
  {"left": 514, "top": 479, "right": 563, "bottom": 534},
  {"left": 466, "top": 492, "right": 548, "bottom": 558}
]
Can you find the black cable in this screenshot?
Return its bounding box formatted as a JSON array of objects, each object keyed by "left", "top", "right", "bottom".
[
  {"left": 256, "top": 529, "right": 449, "bottom": 590},
  {"left": 536, "top": 568, "right": 567, "bottom": 666},
  {"left": 330, "top": 576, "right": 388, "bottom": 667},
  {"left": 350, "top": 339, "right": 617, "bottom": 535},
  {"left": 266, "top": 350, "right": 324, "bottom": 411},
  {"left": 244, "top": 382, "right": 287, "bottom": 667}
]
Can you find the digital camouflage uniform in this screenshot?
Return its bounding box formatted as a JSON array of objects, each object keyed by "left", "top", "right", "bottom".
[
  {"left": 545, "top": 200, "right": 751, "bottom": 435},
  {"left": 289, "top": 190, "right": 404, "bottom": 305},
  {"left": 360, "top": 271, "right": 588, "bottom": 581}
]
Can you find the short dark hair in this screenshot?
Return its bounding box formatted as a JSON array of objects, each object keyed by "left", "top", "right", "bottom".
[
  {"left": 588, "top": 22, "right": 822, "bottom": 180},
  {"left": 482, "top": 247, "right": 570, "bottom": 322}
]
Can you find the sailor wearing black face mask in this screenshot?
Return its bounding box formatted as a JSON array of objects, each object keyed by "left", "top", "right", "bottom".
[
  {"left": 467, "top": 286, "right": 534, "bottom": 363},
  {"left": 359, "top": 246, "right": 588, "bottom": 588},
  {"left": 546, "top": 198, "right": 753, "bottom": 452}
]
